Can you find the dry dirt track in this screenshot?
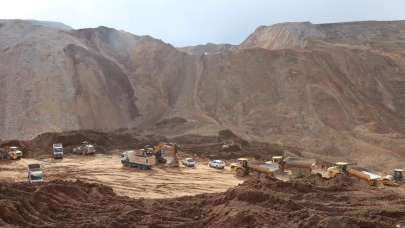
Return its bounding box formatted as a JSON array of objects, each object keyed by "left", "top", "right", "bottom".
[{"left": 0, "top": 154, "right": 242, "bottom": 198}]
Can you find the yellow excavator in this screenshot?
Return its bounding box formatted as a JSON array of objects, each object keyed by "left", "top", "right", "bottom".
[{"left": 152, "top": 143, "right": 179, "bottom": 167}]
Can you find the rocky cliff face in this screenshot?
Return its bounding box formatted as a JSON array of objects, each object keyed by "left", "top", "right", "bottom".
[{"left": 1, "top": 19, "right": 405, "bottom": 168}]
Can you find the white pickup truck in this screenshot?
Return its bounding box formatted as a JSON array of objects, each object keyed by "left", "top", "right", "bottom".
[
  {"left": 28, "top": 164, "right": 44, "bottom": 183},
  {"left": 181, "top": 158, "right": 196, "bottom": 167}
]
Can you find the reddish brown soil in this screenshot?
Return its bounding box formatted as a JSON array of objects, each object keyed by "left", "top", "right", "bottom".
[{"left": 1, "top": 175, "right": 405, "bottom": 227}]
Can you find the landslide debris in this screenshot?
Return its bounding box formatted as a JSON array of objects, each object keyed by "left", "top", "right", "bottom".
[{"left": 1, "top": 175, "right": 405, "bottom": 227}]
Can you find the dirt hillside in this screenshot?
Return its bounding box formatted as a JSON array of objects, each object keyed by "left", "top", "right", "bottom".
[{"left": 2, "top": 20, "right": 405, "bottom": 168}]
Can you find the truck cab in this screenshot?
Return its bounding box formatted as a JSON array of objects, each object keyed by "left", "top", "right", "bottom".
[
  {"left": 52, "top": 143, "right": 64, "bottom": 159},
  {"left": 28, "top": 164, "right": 44, "bottom": 183}
]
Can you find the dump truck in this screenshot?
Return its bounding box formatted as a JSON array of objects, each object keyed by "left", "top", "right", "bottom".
[
  {"left": 52, "top": 143, "right": 64, "bottom": 159},
  {"left": 282, "top": 157, "right": 316, "bottom": 177},
  {"left": 73, "top": 141, "right": 96, "bottom": 155},
  {"left": 230, "top": 158, "right": 280, "bottom": 177},
  {"left": 28, "top": 164, "right": 44, "bottom": 183},
  {"left": 121, "top": 149, "right": 157, "bottom": 170},
  {"left": 327, "top": 162, "right": 381, "bottom": 186},
  {"left": 0, "top": 146, "right": 23, "bottom": 160}
]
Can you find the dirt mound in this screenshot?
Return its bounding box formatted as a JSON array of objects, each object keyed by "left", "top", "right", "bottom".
[
  {"left": 0, "top": 130, "right": 148, "bottom": 157},
  {"left": 1, "top": 176, "right": 405, "bottom": 227},
  {"left": 175, "top": 130, "right": 301, "bottom": 160}
]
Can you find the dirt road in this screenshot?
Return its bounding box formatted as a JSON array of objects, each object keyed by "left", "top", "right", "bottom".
[{"left": 0, "top": 154, "right": 242, "bottom": 198}]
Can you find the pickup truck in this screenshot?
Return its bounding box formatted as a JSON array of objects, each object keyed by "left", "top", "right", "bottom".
[
  {"left": 181, "top": 158, "right": 196, "bottom": 167},
  {"left": 209, "top": 160, "right": 226, "bottom": 169},
  {"left": 28, "top": 164, "right": 44, "bottom": 183}
]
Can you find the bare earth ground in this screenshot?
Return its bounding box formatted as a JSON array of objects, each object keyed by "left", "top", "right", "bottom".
[
  {"left": 1, "top": 175, "right": 405, "bottom": 227},
  {"left": 0, "top": 154, "right": 241, "bottom": 198}
]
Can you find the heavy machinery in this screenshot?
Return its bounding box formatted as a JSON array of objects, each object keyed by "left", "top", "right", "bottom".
[
  {"left": 153, "top": 143, "right": 179, "bottom": 167},
  {"left": 28, "top": 164, "right": 44, "bottom": 183},
  {"left": 381, "top": 169, "right": 403, "bottom": 186},
  {"left": 282, "top": 157, "right": 315, "bottom": 177},
  {"left": 230, "top": 158, "right": 279, "bottom": 177},
  {"left": 327, "top": 162, "right": 381, "bottom": 186},
  {"left": 52, "top": 143, "right": 64, "bottom": 159},
  {"left": 121, "top": 149, "right": 156, "bottom": 170},
  {"left": 0, "top": 146, "right": 23, "bottom": 160},
  {"left": 72, "top": 141, "right": 96, "bottom": 155}
]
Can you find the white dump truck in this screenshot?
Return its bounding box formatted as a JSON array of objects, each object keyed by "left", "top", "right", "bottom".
[
  {"left": 121, "top": 149, "right": 156, "bottom": 170},
  {"left": 52, "top": 143, "right": 64, "bottom": 159},
  {"left": 28, "top": 164, "right": 44, "bottom": 183}
]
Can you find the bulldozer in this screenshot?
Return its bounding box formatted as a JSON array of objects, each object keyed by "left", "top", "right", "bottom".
[
  {"left": 0, "top": 146, "right": 23, "bottom": 160},
  {"left": 327, "top": 162, "right": 381, "bottom": 186}
]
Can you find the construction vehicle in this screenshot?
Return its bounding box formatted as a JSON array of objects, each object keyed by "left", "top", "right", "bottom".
[
  {"left": 154, "top": 143, "right": 179, "bottom": 167},
  {"left": 230, "top": 158, "right": 280, "bottom": 177},
  {"left": 28, "top": 164, "right": 44, "bottom": 183},
  {"left": 394, "top": 169, "right": 404, "bottom": 181},
  {"left": 0, "top": 146, "right": 23, "bottom": 160},
  {"left": 52, "top": 143, "right": 64, "bottom": 159},
  {"left": 381, "top": 169, "right": 403, "bottom": 186},
  {"left": 73, "top": 141, "right": 96, "bottom": 155},
  {"left": 282, "top": 157, "right": 315, "bottom": 177},
  {"left": 327, "top": 162, "right": 381, "bottom": 186},
  {"left": 121, "top": 149, "right": 156, "bottom": 170}
]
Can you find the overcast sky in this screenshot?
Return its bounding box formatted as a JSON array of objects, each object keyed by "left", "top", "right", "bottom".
[{"left": 1, "top": 0, "right": 404, "bottom": 46}]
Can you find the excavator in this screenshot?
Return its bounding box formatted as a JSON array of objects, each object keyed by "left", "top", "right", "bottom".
[
  {"left": 153, "top": 143, "right": 179, "bottom": 167},
  {"left": 327, "top": 162, "right": 381, "bottom": 186}
]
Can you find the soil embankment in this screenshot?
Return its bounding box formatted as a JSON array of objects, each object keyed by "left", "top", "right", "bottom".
[{"left": 1, "top": 175, "right": 405, "bottom": 227}]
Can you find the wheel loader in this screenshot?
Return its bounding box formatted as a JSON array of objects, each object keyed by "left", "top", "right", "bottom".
[
  {"left": 73, "top": 141, "right": 96, "bottom": 155},
  {"left": 0, "top": 146, "right": 23, "bottom": 160}
]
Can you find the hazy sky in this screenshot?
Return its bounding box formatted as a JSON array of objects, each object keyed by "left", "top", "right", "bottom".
[{"left": 1, "top": 0, "right": 404, "bottom": 46}]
